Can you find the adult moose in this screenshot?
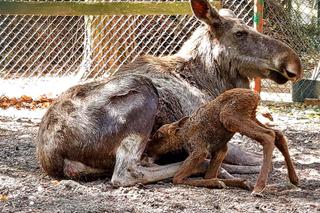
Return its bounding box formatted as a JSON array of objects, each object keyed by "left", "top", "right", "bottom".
[{"left": 37, "top": 0, "right": 302, "bottom": 187}]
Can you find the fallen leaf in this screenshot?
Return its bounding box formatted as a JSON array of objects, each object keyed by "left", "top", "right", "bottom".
[
  {"left": 51, "top": 180, "right": 60, "bottom": 186},
  {"left": 20, "top": 95, "right": 33, "bottom": 103},
  {"left": 0, "top": 95, "right": 54, "bottom": 109},
  {"left": 0, "top": 194, "right": 8, "bottom": 202}
]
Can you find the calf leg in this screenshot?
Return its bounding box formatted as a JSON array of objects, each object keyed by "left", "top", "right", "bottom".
[
  {"left": 205, "top": 145, "right": 253, "bottom": 190},
  {"left": 191, "top": 160, "right": 242, "bottom": 180},
  {"left": 173, "top": 149, "right": 225, "bottom": 189},
  {"left": 205, "top": 145, "right": 228, "bottom": 179},
  {"left": 222, "top": 109, "right": 274, "bottom": 169},
  {"left": 221, "top": 116, "right": 275, "bottom": 194},
  {"left": 274, "top": 129, "right": 299, "bottom": 185},
  {"left": 191, "top": 159, "right": 237, "bottom": 179},
  {"left": 255, "top": 120, "right": 299, "bottom": 186}
]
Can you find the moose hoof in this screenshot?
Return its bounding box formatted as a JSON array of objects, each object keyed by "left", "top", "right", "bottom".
[{"left": 217, "top": 180, "right": 227, "bottom": 189}]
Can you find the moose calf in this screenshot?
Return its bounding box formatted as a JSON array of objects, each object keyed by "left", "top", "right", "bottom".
[{"left": 147, "top": 88, "right": 299, "bottom": 195}]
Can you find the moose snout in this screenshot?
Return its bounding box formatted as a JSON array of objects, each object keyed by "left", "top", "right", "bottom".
[
  {"left": 284, "top": 58, "right": 303, "bottom": 82},
  {"left": 274, "top": 52, "right": 303, "bottom": 82}
]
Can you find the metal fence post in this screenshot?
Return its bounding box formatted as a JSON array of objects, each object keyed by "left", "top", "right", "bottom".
[{"left": 253, "top": 0, "right": 264, "bottom": 93}]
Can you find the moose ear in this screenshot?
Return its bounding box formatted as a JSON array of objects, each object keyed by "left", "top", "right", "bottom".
[
  {"left": 218, "top": 9, "right": 237, "bottom": 18},
  {"left": 191, "top": 0, "right": 221, "bottom": 26}
]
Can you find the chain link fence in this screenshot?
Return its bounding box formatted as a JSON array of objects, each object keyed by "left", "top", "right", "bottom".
[
  {"left": 224, "top": 0, "right": 319, "bottom": 101},
  {"left": 0, "top": 0, "right": 319, "bottom": 101},
  {"left": 262, "top": 0, "right": 319, "bottom": 100}
]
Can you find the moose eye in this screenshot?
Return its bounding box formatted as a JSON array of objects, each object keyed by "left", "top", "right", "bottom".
[{"left": 235, "top": 31, "right": 247, "bottom": 38}]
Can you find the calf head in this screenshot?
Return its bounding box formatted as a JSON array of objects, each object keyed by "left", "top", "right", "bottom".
[
  {"left": 190, "top": 0, "right": 302, "bottom": 84},
  {"left": 146, "top": 117, "right": 189, "bottom": 158}
]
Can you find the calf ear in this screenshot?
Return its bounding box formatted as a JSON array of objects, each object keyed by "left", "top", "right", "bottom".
[
  {"left": 152, "top": 131, "right": 164, "bottom": 141},
  {"left": 175, "top": 116, "right": 189, "bottom": 128},
  {"left": 168, "top": 117, "right": 189, "bottom": 135},
  {"left": 191, "top": 0, "right": 221, "bottom": 26}
]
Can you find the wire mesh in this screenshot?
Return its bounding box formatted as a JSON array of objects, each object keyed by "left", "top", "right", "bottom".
[
  {"left": 222, "top": 0, "right": 320, "bottom": 101},
  {"left": 0, "top": 15, "right": 198, "bottom": 81},
  {"left": 0, "top": 0, "right": 319, "bottom": 102},
  {"left": 263, "top": 0, "right": 319, "bottom": 100}
]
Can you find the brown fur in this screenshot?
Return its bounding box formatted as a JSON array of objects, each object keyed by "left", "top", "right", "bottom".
[
  {"left": 37, "top": 0, "right": 302, "bottom": 187},
  {"left": 147, "top": 88, "right": 298, "bottom": 194}
]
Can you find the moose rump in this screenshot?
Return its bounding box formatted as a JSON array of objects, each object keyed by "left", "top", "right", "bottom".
[{"left": 37, "top": 75, "right": 159, "bottom": 183}]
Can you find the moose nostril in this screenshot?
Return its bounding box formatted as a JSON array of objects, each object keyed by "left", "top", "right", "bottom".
[{"left": 285, "top": 70, "right": 297, "bottom": 78}]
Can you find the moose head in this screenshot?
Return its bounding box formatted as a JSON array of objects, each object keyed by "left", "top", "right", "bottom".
[{"left": 180, "top": 0, "right": 302, "bottom": 85}]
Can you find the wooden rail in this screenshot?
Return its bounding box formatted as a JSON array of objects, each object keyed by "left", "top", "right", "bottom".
[{"left": 0, "top": 1, "right": 221, "bottom": 16}]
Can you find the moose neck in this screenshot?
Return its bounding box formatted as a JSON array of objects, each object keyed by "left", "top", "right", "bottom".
[{"left": 175, "top": 26, "right": 250, "bottom": 99}]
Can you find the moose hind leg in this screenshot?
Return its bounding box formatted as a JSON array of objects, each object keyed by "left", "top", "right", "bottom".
[
  {"left": 63, "top": 159, "right": 107, "bottom": 179},
  {"left": 110, "top": 82, "right": 184, "bottom": 186},
  {"left": 224, "top": 143, "right": 262, "bottom": 166},
  {"left": 111, "top": 134, "right": 148, "bottom": 186}
]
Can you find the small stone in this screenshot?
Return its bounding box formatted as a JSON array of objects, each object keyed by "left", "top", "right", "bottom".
[
  {"left": 28, "top": 196, "right": 36, "bottom": 200},
  {"left": 37, "top": 186, "right": 44, "bottom": 192}
]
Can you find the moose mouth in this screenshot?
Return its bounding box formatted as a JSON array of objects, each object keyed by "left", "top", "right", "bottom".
[{"left": 267, "top": 70, "right": 289, "bottom": 85}]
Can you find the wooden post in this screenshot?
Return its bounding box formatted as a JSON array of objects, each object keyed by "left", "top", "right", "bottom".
[
  {"left": 253, "top": 0, "right": 264, "bottom": 93},
  {"left": 317, "top": 0, "right": 320, "bottom": 27}
]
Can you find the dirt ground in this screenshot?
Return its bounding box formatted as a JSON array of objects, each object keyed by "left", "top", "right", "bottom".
[{"left": 0, "top": 103, "right": 319, "bottom": 213}]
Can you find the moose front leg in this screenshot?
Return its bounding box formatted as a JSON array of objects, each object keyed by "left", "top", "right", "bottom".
[{"left": 111, "top": 134, "right": 183, "bottom": 186}]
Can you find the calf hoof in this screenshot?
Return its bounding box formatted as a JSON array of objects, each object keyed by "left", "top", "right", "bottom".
[
  {"left": 251, "top": 185, "right": 266, "bottom": 196},
  {"left": 242, "top": 180, "right": 254, "bottom": 191},
  {"left": 251, "top": 191, "right": 264, "bottom": 197},
  {"left": 289, "top": 175, "right": 299, "bottom": 186}
]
